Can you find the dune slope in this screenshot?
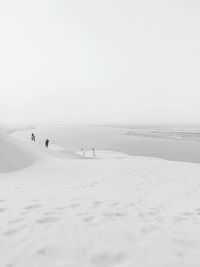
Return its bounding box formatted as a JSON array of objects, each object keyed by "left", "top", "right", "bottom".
[
  {"left": 0, "top": 134, "right": 38, "bottom": 173},
  {"left": 1, "top": 125, "right": 200, "bottom": 266}
]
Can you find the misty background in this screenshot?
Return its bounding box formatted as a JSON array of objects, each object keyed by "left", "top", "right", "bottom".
[{"left": 0, "top": 0, "right": 200, "bottom": 125}]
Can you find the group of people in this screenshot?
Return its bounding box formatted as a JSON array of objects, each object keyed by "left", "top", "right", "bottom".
[
  {"left": 31, "top": 133, "right": 96, "bottom": 156},
  {"left": 81, "top": 147, "right": 96, "bottom": 157},
  {"left": 31, "top": 133, "right": 49, "bottom": 148}
]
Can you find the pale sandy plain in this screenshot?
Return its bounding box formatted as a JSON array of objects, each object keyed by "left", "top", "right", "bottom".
[{"left": 1, "top": 124, "right": 200, "bottom": 267}]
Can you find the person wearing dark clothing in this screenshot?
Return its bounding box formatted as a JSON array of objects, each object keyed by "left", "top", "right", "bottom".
[
  {"left": 45, "top": 139, "right": 49, "bottom": 148},
  {"left": 31, "top": 133, "right": 35, "bottom": 142}
]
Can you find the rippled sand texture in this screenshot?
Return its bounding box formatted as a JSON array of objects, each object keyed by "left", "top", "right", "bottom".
[
  {"left": 1, "top": 125, "right": 200, "bottom": 267},
  {"left": 1, "top": 157, "right": 200, "bottom": 267}
]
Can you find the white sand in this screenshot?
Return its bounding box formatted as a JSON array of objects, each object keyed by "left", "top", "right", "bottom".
[
  {"left": 13, "top": 124, "right": 200, "bottom": 163},
  {"left": 1, "top": 125, "right": 200, "bottom": 267}
]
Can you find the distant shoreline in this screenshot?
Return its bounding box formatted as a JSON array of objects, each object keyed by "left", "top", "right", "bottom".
[{"left": 126, "top": 129, "right": 200, "bottom": 143}]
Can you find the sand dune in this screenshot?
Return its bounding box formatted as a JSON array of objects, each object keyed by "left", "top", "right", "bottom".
[
  {"left": 12, "top": 124, "right": 200, "bottom": 163},
  {"left": 1, "top": 125, "right": 200, "bottom": 266},
  {"left": 0, "top": 134, "right": 38, "bottom": 173},
  {"left": 0, "top": 128, "right": 85, "bottom": 174}
]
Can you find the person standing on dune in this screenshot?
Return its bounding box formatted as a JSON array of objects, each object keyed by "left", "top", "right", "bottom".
[
  {"left": 31, "top": 133, "right": 35, "bottom": 142},
  {"left": 45, "top": 139, "right": 49, "bottom": 148}
]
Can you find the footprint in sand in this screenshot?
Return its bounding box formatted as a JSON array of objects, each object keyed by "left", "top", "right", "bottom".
[
  {"left": 90, "top": 252, "right": 127, "bottom": 266},
  {"left": 0, "top": 207, "right": 8, "bottom": 212},
  {"left": 148, "top": 210, "right": 159, "bottom": 216},
  {"left": 3, "top": 225, "right": 27, "bottom": 236},
  {"left": 173, "top": 212, "right": 195, "bottom": 223},
  {"left": 141, "top": 226, "right": 158, "bottom": 235},
  {"left": 8, "top": 217, "right": 25, "bottom": 225},
  {"left": 36, "top": 245, "right": 61, "bottom": 257},
  {"left": 196, "top": 208, "right": 200, "bottom": 214},
  {"left": 181, "top": 212, "right": 194, "bottom": 217},
  {"left": 43, "top": 211, "right": 58, "bottom": 216},
  {"left": 44, "top": 206, "right": 68, "bottom": 216},
  {"left": 173, "top": 215, "right": 188, "bottom": 222},
  {"left": 78, "top": 212, "right": 90, "bottom": 216},
  {"left": 37, "top": 216, "right": 59, "bottom": 224},
  {"left": 102, "top": 212, "right": 127, "bottom": 219},
  {"left": 138, "top": 212, "right": 151, "bottom": 222},
  {"left": 82, "top": 216, "right": 94, "bottom": 223},
  {"left": 68, "top": 203, "right": 81, "bottom": 209},
  {"left": 93, "top": 201, "right": 103, "bottom": 208},
  {"left": 173, "top": 238, "right": 200, "bottom": 249},
  {"left": 109, "top": 202, "right": 120, "bottom": 207},
  {"left": 155, "top": 215, "right": 165, "bottom": 222},
  {"left": 36, "top": 247, "right": 48, "bottom": 256},
  {"left": 24, "top": 204, "right": 42, "bottom": 211},
  {"left": 89, "top": 184, "right": 95, "bottom": 187},
  {"left": 126, "top": 201, "right": 135, "bottom": 207},
  {"left": 55, "top": 206, "right": 67, "bottom": 211}
]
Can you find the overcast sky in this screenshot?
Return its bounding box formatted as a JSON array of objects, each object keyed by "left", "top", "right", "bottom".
[{"left": 0, "top": 0, "right": 200, "bottom": 124}]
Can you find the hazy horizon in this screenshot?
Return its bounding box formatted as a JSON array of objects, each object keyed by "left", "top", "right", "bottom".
[{"left": 1, "top": 0, "right": 200, "bottom": 125}]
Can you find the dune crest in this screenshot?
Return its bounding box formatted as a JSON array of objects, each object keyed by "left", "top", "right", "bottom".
[{"left": 0, "top": 134, "right": 38, "bottom": 173}]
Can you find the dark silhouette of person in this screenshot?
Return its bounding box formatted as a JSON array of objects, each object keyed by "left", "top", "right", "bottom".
[
  {"left": 31, "top": 133, "right": 35, "bottom": 142},
  {"left": 45, "top": 139, "right": 49, "bottom": 148}
]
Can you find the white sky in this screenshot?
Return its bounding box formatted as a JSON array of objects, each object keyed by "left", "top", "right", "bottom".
[{"left": 0, "top": 0, "right": 200, "bottom": 124}]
